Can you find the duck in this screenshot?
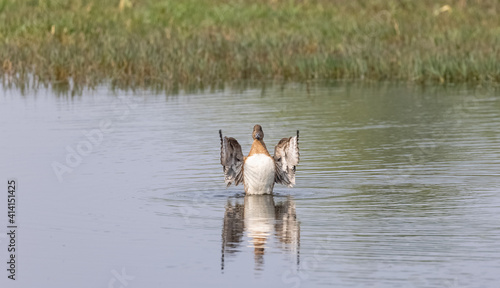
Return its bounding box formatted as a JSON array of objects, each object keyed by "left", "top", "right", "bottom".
[{"left": 219, "top": 125, "right": 300, "bottom": 195}]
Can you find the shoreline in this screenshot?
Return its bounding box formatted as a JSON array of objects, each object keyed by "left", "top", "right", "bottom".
[{"left": 1, "top": 0, "right": 499, "bottom": 89}]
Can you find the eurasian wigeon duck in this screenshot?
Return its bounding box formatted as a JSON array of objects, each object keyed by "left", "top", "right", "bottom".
[{"left": 219, "top": 125, "right": 300, "bottom": 195}]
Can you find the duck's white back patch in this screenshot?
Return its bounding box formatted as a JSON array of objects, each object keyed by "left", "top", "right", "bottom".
[{"left": 244, "top": 154, "right": 275, "bottom": 195}]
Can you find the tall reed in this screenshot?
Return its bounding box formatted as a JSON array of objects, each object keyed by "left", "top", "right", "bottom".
[{"left": 1, "top": 0, "right": 499, "bottom": 90}]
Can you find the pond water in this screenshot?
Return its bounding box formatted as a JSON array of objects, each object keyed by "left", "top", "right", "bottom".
[{"left": 1, "top": 83, "right": 499, "bottom": 287}]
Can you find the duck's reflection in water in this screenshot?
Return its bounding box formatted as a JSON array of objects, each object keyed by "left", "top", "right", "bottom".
[{"left": 221, "top": 195, "right": 300, "bottom": 271}]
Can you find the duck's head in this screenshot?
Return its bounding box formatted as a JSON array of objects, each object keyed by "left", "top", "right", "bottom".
[{"left": 252, "top": 124, "right": 264, "bottom": 140}]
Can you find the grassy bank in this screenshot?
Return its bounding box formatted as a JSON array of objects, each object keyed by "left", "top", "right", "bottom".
[{"left": 1, "top": 0, "right": 499, "bottom": 89}]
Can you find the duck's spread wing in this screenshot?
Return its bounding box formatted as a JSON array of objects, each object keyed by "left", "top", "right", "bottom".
[
  {"left": 274, "top": 130, "right": 300, "bottom": 187},
  {"left": 220, "top": 130, "right": 244, "bottom": 187}
]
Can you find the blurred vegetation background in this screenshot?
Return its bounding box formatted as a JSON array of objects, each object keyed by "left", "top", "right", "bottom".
[{"left": 0, "top": 0, "right": 499, "bottom": 90}]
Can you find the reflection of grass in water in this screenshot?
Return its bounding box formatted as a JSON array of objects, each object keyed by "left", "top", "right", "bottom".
[{"left": 1, "top": 0, "right": 499, "bottom": 90}]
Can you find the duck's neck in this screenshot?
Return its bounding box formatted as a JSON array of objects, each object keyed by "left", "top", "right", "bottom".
[{"left": 249, "top": 139, "right": 270, "bottom": 156}]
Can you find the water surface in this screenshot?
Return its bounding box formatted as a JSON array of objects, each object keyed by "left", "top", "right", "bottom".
[{"left": 1, "top": 83, "right": 499, "bottom": 287}]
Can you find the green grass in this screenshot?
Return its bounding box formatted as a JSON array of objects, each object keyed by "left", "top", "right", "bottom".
[{"left": 1, "top": 0, "right": 499, "bottom": 90}]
